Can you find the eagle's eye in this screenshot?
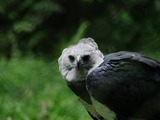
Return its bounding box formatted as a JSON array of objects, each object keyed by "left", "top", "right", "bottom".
[
  {"left": 82, "top": 55, "right": 90, "bottom": 62},
  {"left": 68, "top": 55, "right": 75, "bottom": 62}
]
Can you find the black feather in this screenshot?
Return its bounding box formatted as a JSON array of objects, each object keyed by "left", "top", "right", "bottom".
[
  {"left": 67, "top": 81, "right": 92, "bottom": 104},
  {"left": 87, "top": 51, "right": 160, "bottom": 120},
  {"left": 67, "top": 81, "right": 105, "bottom": 120}
]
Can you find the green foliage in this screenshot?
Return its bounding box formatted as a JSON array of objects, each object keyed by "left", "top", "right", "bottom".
[
  {"left": 1, "top": 1, "right": 160, "bottom": 119},
  {"left": 69, "top": 21, "right": 90, "bottom": 46},
  {"left": 1, "top": 0, "right": 160, "bottom": 59},
  {"left": 0, "top": 57, "right": 91, "bottom": 120},
  {"left": 0, "top": 0, "right": 62, "bottom": 58},
  {"left": 58, "top": 21, "right": 89, "bottom": 57}
]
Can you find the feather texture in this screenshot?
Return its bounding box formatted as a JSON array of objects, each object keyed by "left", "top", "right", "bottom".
[
  {"left": 58, "top": 38, "right": 160, "bottom": 120},
  {"left": 87, "top": 51, "right": 160, "bottom": 120}
]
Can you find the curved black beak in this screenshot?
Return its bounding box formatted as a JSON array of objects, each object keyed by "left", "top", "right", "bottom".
[{"left": 76, "top": 55, "right": 81, "bottom": 70}]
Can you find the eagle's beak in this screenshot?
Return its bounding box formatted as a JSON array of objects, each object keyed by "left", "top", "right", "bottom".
[{"left": 76, "top": 55, "right": 81, "bottom": 70}]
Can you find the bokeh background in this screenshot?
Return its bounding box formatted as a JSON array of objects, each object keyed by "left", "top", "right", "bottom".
[{"left": 0, "top": 0, "right": 160, "bottom": 120}]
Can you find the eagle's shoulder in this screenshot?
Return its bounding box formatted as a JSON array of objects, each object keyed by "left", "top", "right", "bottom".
[{"left": 103, "top": 51, "right": 160, "bottom": 68}]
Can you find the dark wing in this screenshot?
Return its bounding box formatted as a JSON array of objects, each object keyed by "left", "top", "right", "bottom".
[
  {"left": 67, "top": 81, "right": 102, "bottom": 120},
  {"left": 86, "top": 51, "right": 160, "bottom": 120},
  {"left": 67, "top": 81, "right": 92, "bottom": 104}
]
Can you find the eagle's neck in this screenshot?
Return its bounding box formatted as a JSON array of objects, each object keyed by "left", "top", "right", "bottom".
[{"left": 67, "top": 81, "right": 92, "bottom": 104}]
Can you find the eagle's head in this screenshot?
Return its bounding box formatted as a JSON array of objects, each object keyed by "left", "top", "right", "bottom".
[{"left": 58, "top": 38, "right": 104, "bottom": 82}]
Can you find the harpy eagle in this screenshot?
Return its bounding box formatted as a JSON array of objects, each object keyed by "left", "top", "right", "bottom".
[{"left": 58, "top": 38, "right": 160, "bottom": 120}]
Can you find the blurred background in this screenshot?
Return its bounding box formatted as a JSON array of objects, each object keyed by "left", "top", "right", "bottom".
[{"left": 0, "top": 0, "right": 160, "bottom": 120}]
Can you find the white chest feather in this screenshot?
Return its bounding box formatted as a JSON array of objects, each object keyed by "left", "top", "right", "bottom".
[
  {"left": 78, "top": 98, "right": 100, "bottom": 119},
  {"left": 91, "top": 97, "right": 116, "bottom": 120}
]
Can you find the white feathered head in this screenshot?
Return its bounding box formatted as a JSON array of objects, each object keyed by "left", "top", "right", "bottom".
[{"left": 58, "top": 38, "right": 104, "bottom": 82}]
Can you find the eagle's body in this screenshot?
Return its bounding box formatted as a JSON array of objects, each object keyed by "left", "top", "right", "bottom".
[
  {"left": 58, "top": 38, "right": 160, "bottom": 120},
  {"left": 87, "top": 51, "right": 160, "bottom": 120}
]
